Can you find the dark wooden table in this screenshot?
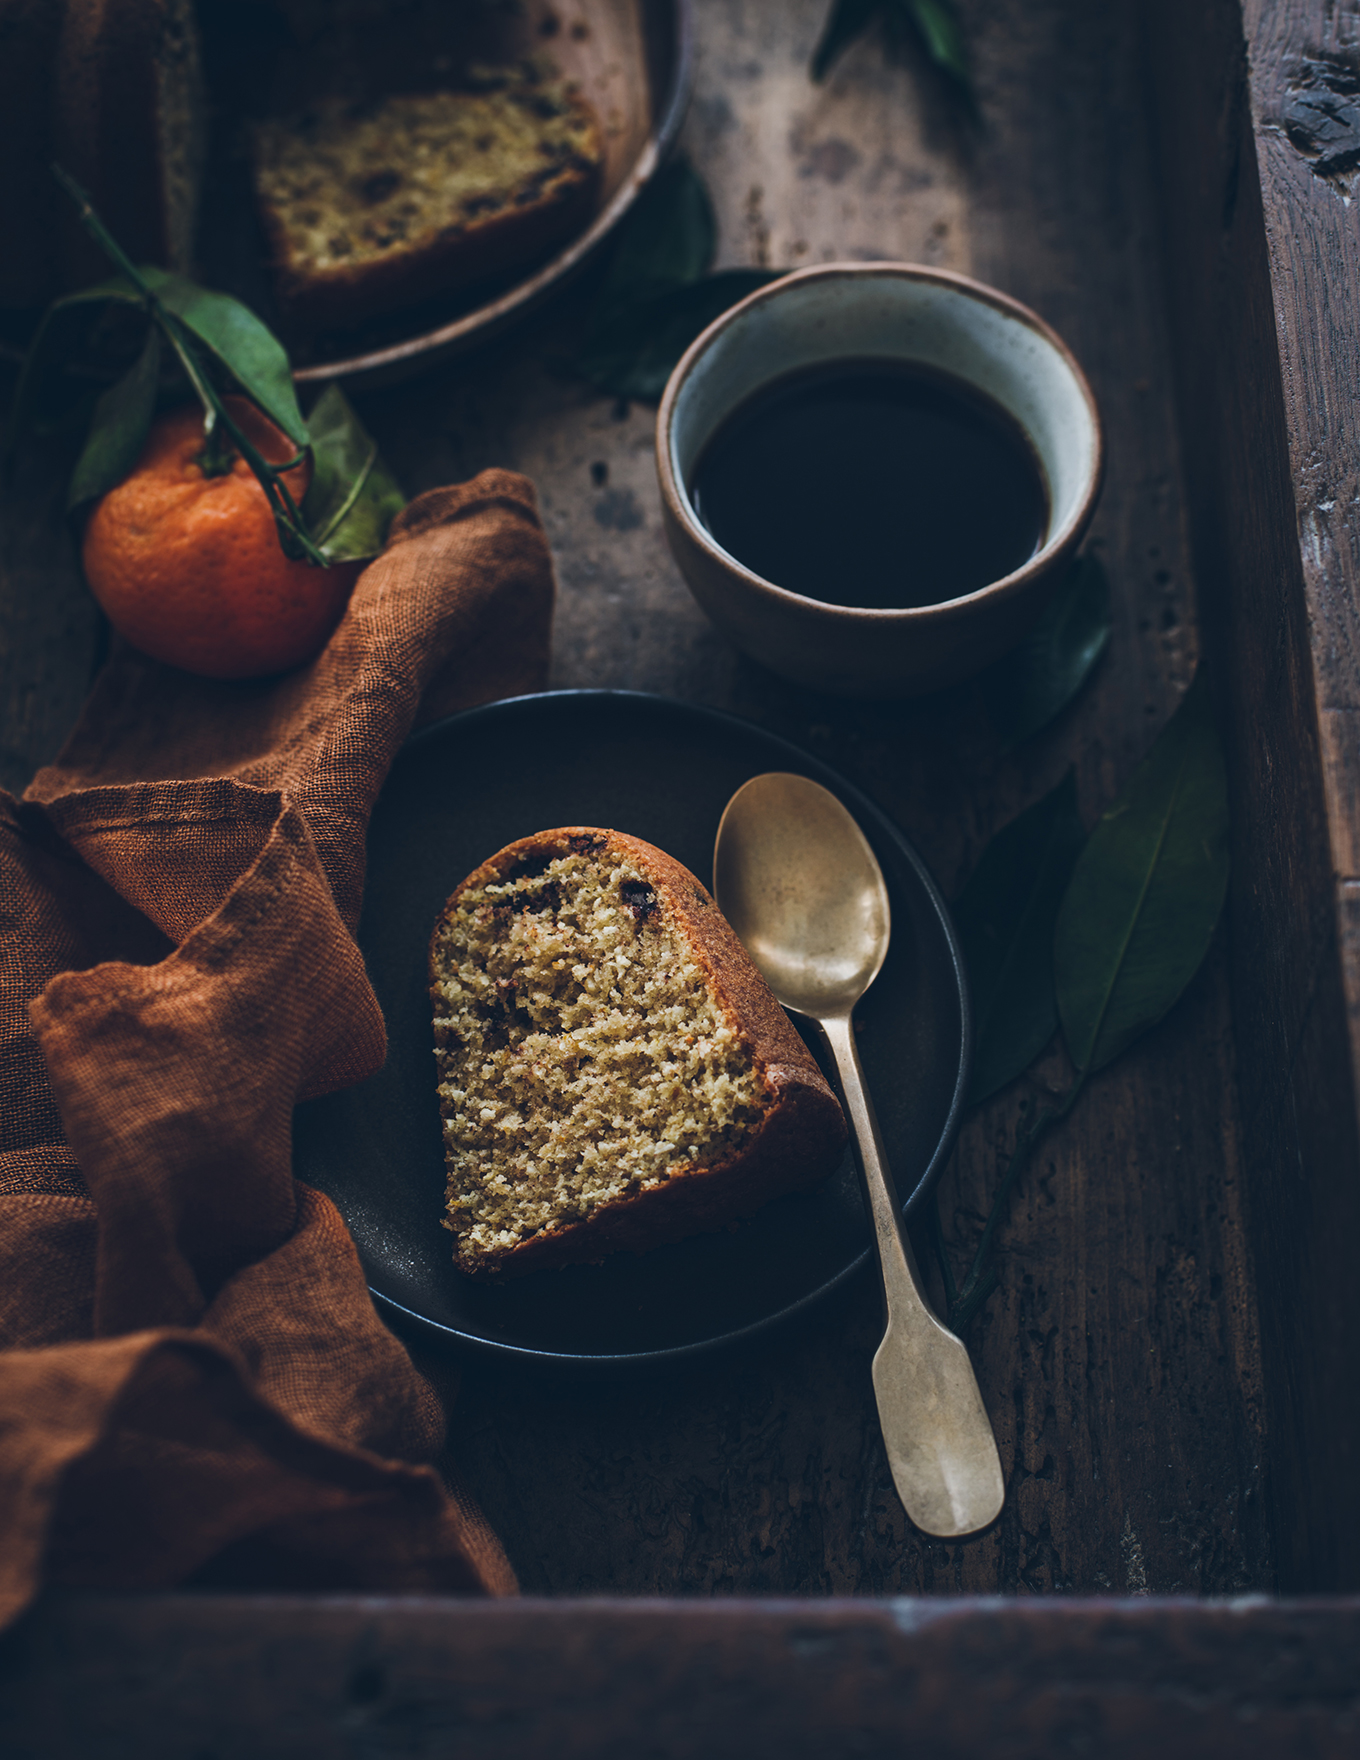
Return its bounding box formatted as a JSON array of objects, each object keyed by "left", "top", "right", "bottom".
[
  {"left": 376, "top": 0, "right": 1261, "bottom": 1602},
  {"left": 5, "top": 0, "right": 1360, "bottom": 1750}
]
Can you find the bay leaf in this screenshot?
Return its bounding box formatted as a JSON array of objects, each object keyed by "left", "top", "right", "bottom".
[
  {"left": 579, "top": 269, "right": 783, "bottom": 401},
  {"left": 902, "top": 0, "right": 969, "bottom": 85},
  {"left": 142, "top": 267, "right": 309, "bottom": 449},
  {"left": 984, "top": 553, "right": 1112, "bottom": 747},
  {"left": 811, "top": 0, "right": 879, "bottom": 81},
  {"left": 66, "top": 325, "right": 161, "bottom": 511},
  {"left": 1054, "top": 671, "right": 1230, "bottom": 1075},
  {"left": 302, "top": 383, "right": 406, "bottom": 563},
  {"left": 598, "top": 157, "right": 715, "bottom": 305},
  {"left": 955, "top": 770, "right": 1086, "bottom": 1105},
  {"left": 813, "top": 0, "right": 972, "bottom": 95}
]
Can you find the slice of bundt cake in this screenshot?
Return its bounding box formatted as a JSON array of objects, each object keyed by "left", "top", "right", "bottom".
[
  {"left": 251, "top": 64, "right": 603, "bottom": 330},
  {"left": 430, "top": 827, "right": 847, "bottom": 1277}
]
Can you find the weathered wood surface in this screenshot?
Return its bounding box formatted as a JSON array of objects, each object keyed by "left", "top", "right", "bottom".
[
  {"left": 391, "top": 0, "right": 1269, "bottom": 1598},
  {"left": 6, "top": 1592, "right": 1360, "bottom": 1758},
  {"left": 1144, "top": 0, "right": 1360, "bottom": 1590},
  {"left": 0, "top": 0, "right": 1275, "bottom": 1607}
]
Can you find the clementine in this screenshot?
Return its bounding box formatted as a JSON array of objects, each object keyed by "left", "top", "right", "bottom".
[{"left": 81, "top": 394, "right": 361, "bottom": 679}]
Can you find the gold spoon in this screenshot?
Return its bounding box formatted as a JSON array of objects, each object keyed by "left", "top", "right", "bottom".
[{"left": 714, "top": 771, "right": 1005, "bottom": 1539}]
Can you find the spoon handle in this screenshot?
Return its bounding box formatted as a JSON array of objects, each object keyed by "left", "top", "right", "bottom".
[{"left": 821, "top": 1013, "right": 1005, "bottom": 1538}]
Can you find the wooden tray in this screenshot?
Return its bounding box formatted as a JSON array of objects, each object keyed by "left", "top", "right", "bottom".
[{"left": 4, "top": 0, "right": 1360, "bottom": 1749}]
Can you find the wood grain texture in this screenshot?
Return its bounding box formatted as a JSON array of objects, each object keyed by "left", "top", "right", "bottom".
[
  {"left": 1144, "top": 0, "right": 1360, "bottom": 1589},
  {"left": 5, "top": 1592, "right": 1360, "bottom": 1758},
  {"left": 356, "top": 0, "right": 1271, "bottom": 1598},
  {"left": 0, "top": 0, "right": 1275, "bottom": 1606}
]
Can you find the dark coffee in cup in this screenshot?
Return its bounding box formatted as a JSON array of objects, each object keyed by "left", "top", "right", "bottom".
[{"left": 688, "top": 357, "right": 1048, "bottom": 610}]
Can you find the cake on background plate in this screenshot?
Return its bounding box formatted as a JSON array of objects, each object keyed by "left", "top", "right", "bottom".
[{"left": 251, "top": 62, "right": 603, "bottom": 329}]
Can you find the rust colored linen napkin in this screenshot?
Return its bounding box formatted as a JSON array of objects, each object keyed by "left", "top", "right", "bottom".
[{"left": 0, "top": 471, "right": 554, "bottom": 1626}]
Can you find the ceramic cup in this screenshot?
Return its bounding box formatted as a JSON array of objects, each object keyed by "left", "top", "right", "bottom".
[{"left": 656, "top": 263, "right": 1104, "bottom": 699}]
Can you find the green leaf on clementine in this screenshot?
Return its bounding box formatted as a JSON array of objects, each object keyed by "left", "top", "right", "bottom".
[
  {"left": 142, "top": 267, "right": 309, "bottom": 448},
  {"left": 66, "top": 324, "right": 162, "bottom": 511},
  {"left": 303, "top": 383, "right": 406, "bottom": 563}
]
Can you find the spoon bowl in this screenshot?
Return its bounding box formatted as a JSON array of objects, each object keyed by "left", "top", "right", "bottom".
[{"left": 714, "top": 772, "right": 890, "bottom": 1017}]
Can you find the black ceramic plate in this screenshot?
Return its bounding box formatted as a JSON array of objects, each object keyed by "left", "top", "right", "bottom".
[{"left": 294, "top": 692, "right": 971, "bottom": 1373}]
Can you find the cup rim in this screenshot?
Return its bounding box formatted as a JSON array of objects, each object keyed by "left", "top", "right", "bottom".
[{"left": 656, "top": 261, "right": 1105, "bottom": 624}]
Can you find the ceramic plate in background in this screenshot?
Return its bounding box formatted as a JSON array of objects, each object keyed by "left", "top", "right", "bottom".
[
  {"left": 293, "top": 692, "right": 970, "bottom": 1373},
  {"left": 194, "top": 0, "right": 692, "bottom": 389}
]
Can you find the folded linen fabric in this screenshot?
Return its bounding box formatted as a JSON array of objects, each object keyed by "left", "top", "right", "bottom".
[{"left": 0, "top": 471, "right": 554, "bottom": 1625}]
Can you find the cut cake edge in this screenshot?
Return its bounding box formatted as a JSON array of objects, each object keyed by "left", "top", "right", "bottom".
[{"left": 429, "top": 827, "right": 849, "bottom": 1278}]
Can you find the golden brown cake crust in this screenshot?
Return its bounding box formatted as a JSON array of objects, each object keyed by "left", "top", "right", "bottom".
[{"left": 430, "top": 827, "right": 848, "bottom": 1277}]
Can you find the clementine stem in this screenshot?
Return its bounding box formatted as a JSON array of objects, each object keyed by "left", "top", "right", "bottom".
[{"left": 52, "top": 165, "right": 328, "bottom": 566}]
